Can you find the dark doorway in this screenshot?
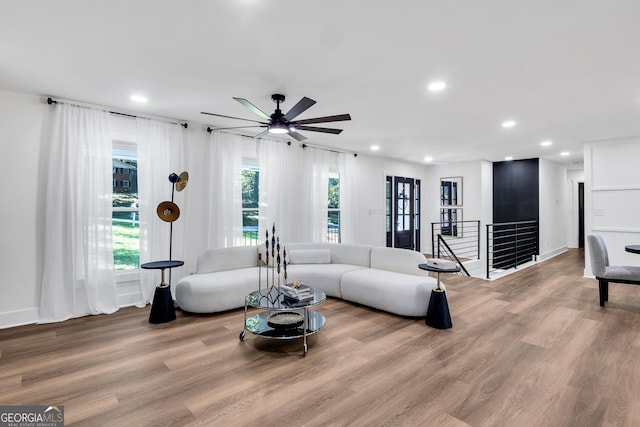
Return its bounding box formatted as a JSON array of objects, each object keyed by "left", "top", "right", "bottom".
[
  {"left": 578, "top": 182, "right": 584, "bottom": 248},
  {"left": 386, "top": 176, "right": 421, "bottom": 251}
]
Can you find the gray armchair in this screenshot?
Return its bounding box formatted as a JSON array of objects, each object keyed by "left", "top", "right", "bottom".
[{"left": 587, "top": 234, "right": 640, "bottom": 306}]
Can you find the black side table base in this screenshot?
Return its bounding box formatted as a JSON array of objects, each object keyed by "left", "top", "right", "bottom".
[
  {"left": 425, "top": 289, "right": 452, "bottom": 329},
  {"left": 149, "top": 286, "right": 176, "bottom": 324}
]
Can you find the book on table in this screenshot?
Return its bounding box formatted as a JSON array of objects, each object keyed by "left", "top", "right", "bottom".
[
  {"left": 281, "top": 285, "right": 313, "bottom": 302},
  {"left": 283, "top": 293, "right": 313, "bottom": 303},
  {"left": 281, "top": 284, "right": 312, "bottom": 301}
]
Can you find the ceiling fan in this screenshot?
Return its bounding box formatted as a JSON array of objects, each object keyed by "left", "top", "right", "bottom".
[{"left": 201, "top": 94, "right": 351, "bottom": 142}]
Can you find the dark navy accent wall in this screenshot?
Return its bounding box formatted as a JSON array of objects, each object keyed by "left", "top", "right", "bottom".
[
  {"left": 493, "top": 158, "right": 539, "bottom": 268},
  {"left": 493, "top": 158, "right": 539, "bottom": 223}
]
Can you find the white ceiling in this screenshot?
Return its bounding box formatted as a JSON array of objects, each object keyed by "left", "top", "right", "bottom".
[{"left": 2, "top": 1, "right": 640, "bottom": 167}]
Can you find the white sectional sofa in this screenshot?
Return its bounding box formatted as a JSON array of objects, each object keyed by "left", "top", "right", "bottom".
[{"left": 175, "top": 243, "right": 443, "bottom": 317}]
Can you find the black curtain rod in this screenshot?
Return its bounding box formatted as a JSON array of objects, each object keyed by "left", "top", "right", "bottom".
[
  {"left": 206, "top": 126, "right": 259, "bottom": 139},
  {"left": 206, "top": 127, "right": 356, "bottom": 157},
  {"left": 47, "top": 97, "right": 188, "bottom": 129},
  {"left": 206, "top": 126, "right": 292, "bottom": 145},
  {"left": 301, "top": 143, "right": 358, "bottom": 157}
]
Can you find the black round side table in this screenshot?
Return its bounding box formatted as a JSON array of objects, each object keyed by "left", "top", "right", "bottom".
[
  {"left": 141, "top": 260, "right": 184, "bottom": 324},
  {"left": 419, "top": 262, "right": 460, "bottom": 329},
  {"left": 625, "top": 245, "right": 640, "bottom": 254}
]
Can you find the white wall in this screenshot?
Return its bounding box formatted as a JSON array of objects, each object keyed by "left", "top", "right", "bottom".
[
  {"left": 584, "top": 137, "right": 640, "bottom": 276},
  {"left": 351, "top": 153, "right": 429, "bottom": 247},
  {"left": 539, "top": 158, "right": 569, "bottom": 260},
  {"left": 423, "top": 160, "right": 492, "bottom": 227},
  {"left": 0, "top": 89, "right": 46, "bottom": 327}
]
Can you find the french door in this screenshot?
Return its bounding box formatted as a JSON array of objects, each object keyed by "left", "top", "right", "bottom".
[{"left": 386, "top": 176, "right": 420, "bottom": 251}]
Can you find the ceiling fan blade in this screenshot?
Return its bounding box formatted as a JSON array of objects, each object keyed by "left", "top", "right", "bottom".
[
  {"left": 201, "top": 111, "right": 266, "bottom": 124},
  {"left": 288, "top": 129, "right": 308, "bottom": 142},
  {"left": 293, "top": 113, "right": 351, "bottom": 125},
  {"left": 254, "top": 129, "right": 270, "bottom": 139},
  {"left": 296, "top": 125, "right": 343, "bottom": 135},
  {"left": 283, "top": 97, "right": 316, "bottom": 121},
  {"left": 233, "top": 97, "right": 271, "bottom": 120}
]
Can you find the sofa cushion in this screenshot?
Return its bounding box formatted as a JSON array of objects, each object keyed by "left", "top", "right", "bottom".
[
  {"left": 288, "top": 249, "right": 331, "bottom": 264},
  {"left": 196, "top": 246, "right": 258, "bottom": 274},
  {"left": 285, "top": 243, "right": 372, "bottom": 267},
  {"left": 340, "top": 268, "right": 440, "bottom": 317},
  {"left": 286, "top": 263, "right": 366, "bottom": 298}
]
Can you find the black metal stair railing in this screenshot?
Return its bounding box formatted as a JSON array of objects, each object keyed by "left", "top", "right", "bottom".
[
  {"left": 430, "top": 220, "right": 480, "bottom": 277},
  {"left": 436, "top": 235, "right": 471, "bottom": 276},
  {"left": 485, "top": 220, "right": 538, "bottom": 279}
]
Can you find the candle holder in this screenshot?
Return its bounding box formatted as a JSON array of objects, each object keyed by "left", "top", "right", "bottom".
[{"left": 258, "top": 223, "right": 287, "bottom": 305}]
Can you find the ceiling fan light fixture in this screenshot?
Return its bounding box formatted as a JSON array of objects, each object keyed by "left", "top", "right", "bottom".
[{"left": 268, "top": 123, "right": 289, "bottom": 134}]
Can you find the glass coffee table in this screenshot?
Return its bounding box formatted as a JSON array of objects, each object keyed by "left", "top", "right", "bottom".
[{"left": 240, "top": 287, "right": 326, "bottom": 356}]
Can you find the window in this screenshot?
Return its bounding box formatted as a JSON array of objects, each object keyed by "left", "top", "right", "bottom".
[
  {"left": 328, "top": 175, "right": 341, "bottom": 243},
  {"left": 112, "top": 144, "right": 139, "bottom": 270},
  {"left": 242, "top": 164, "right": 259, "bottom": 246}
]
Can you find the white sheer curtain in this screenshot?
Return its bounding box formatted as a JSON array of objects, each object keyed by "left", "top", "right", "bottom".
[
  {"left": 205, "top": 131, "right": 244, "bottom": 248},
  {"left": 39, "top": 103, "right": 118, "bottom": 323},
  {"left": 257, "top": 139, "right": 302, "bottom": 241},
  {"left": 298, "top": 146, "right": 358, "bottom": 243},
  {"left": 337, "top": 151, "right": 356, "bottom": 243},
  {"left": 137, "top": 118, "right": 186, "bottom": 305},
  {"left": 299, "top": 147, "right": 333, "bottom": 242}
]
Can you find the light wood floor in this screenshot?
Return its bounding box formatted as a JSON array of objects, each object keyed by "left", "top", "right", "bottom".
[{"left": 3, "top": 249, "right": 640, "bottom": 426}]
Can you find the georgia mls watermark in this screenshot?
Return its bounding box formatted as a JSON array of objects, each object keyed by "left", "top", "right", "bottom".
[{"left": 0, "top": 406, "right": 64, "bottom": 427}]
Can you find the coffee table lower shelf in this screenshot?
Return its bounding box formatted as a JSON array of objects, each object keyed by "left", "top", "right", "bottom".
[{"left": 239, "top": 310, "right": 326, "bottom": 356}]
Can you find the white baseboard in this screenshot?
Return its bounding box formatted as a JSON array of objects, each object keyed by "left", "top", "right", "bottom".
[
  {"left": 538, "top": 246, "right": 568, "bottom": 261},
  {"left": 117, "top": 291, "right": 143, "bottom": 307},
  {"left": 1, "top": 287, "right": 144, "bottom": 330},
  {"left": 0, "top": 307, "right": 39, "bottom": 329}
]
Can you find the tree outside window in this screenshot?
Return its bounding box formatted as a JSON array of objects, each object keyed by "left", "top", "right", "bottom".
[
  {"left": 242, "top": 166, "right": 259, "bottom": 246},
  {"left": 112, "top": 146, "right": 139, "bottom": 270},
  {"left": 328, "top": 176, "right": 340, "bottom": 243}
]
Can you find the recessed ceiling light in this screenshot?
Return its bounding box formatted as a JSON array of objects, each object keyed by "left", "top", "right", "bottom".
[
  {"left": 560, "top": 151, "right": 570, "bottom": 156},
  {"left": 130, "top": 94, "right": 147, "bottom": 103},
  {"left": 502, "top": 120, "right": 516, "bottom": 128},
  {"left": 427, "top": 81, "right": 446, "bottom": 92},
  {"left": 370, "top": 145, "right": 380, "bottom": 151},
  {"left": 505, "top": 156, "right": 513, "bottom": 161},
  {"left": 424, "top": 156, "right": 433, "bottom": 162},
  {"left": 540, "top": 140, "right": 552, "bottom": 146}
]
